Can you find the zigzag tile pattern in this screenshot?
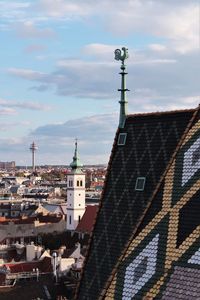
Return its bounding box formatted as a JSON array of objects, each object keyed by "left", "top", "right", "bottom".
[
  {"left": 104, "top": 109, "right": 200, "bottom": 299},
  {"left": 77, "top": 110, "right": 195, "bottom": 300}
]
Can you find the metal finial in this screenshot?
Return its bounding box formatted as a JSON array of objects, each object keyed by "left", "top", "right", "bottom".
[
  {"left": 114, "top": 47, "right": 129, "bottom": 64},
  {"left": 75, "top": 138, "right": 78, "bottom": 148},
  {"left": 114, "top": 47, "right": 129, "bottom": 128}
]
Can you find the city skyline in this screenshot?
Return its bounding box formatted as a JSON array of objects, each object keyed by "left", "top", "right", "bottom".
[{"left": 0, "top": 0, "right": 199, "bottom": 165}]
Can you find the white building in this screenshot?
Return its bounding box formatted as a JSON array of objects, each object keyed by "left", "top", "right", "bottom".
[{"left": 66, "top": 141, "right": 85, "bottom": 230}]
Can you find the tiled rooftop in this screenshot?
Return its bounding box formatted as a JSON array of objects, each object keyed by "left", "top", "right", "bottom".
[
  {"left": 76, "top": 107, "right": 200, "bottom": 299},
  {"left": 76, "top": 205, "right": 98, "bottom": 234}
]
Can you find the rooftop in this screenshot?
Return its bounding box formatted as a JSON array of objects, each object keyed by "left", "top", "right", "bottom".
[{"left": 76, "top": 106, "right": 200, "bottom": 299}]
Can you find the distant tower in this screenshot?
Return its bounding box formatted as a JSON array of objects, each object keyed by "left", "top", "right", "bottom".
[
  {"left": 66, "top": 140, "right": 85, "bottom": 231},
  {"left": 114, "top": 47, "right": 129, "bottom": 128},
  {"left": 29, "top": 142, "right": 38, "bottom": 172}
]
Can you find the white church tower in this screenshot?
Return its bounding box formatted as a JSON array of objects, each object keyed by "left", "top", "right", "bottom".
[{"left": 66, "top": 140, "right": 85, "bottom": 231}]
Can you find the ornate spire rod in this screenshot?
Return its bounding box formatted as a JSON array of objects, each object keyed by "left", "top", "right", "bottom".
[{"left": 114, "top": 47, "right": 129, "bottom": 128}]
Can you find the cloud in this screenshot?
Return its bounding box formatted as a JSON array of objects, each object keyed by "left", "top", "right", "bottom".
[
  {"left": 15, "top": 21, "right": 56, "bottom": 39},
  {"left": 36, "top": 0, "right": 199, "bottom": 53},
  {"left": 0, "top": 114, "right": 118, "bottom": 165},
  {"left": 1, "top": 1, "right": 198, "bottom": 53},
  {"left": 96, "top": 1, "right": 199, "bottom": 53},
  {"left": 32, "top": 113, "right": 117, "bottom": 140},
  {"left": 0, "top": 108, "right": 17, "bottom": 115},
  {"left": 7, "top": 42, "right": 200, "bottom": 108},
  {"left": 83, "top": 43, "right": 119, "bottom": 60},
  {"left": 25, "top": 44, "right": 47, "bottom": 53},
  {"left": 37, "top": 0, "right": 92, "bottom": 18},
  {"left": 30, "top": 113, "right": 118, "bottom": 164},
  {"left": 148, "top": 44, "right": 167, "bottom": 52},
  {"left": 8, "top": 68, "right": 47, "bottom": 80},
  {"left": 0, "top": 121, "right": 31, "bottom": 132},
  {"left": 0, "top": 98, "right": 51, "bottom": 111}
]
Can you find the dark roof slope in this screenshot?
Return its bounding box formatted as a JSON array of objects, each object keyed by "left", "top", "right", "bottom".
[
  {"left": 77, "top": 108, "right": 196, "bottom": 299},
  {"left": 104, "top": 107, "right": 200, "bottom": 299}
]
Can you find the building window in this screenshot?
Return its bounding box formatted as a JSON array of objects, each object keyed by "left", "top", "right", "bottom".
[
  {"left": 69, "top": 215, "right": 71, "bottom": 224},
  {"left": 80, "top": 180, "right": 83, "bottom": 187},
  {"left": 69, "top": 180, "right": 73, "bottom": 187},
  {"left": 135, "top": 177, "right": 146, "bottom": 191},
  {"left": 77, "top": 180, "right": 79, "bottom": 187},
  {"left": 78, "top": 215, "right": 81, "bottom": 223},
  {"left": 118, "top": 133, "right": 127, "bottom": 145}
]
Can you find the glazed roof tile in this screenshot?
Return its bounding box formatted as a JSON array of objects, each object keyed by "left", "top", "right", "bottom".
[{"left": 76, "top": 107, "right": 200, "bottom": 300}]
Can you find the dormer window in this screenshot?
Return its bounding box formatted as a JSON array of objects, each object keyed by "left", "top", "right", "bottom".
[
  {"left": 118, "top": 133, "right": 127, "bottom": 145},
  {"left": 135, "top": 177, "right": 146, "bottom": 191}
]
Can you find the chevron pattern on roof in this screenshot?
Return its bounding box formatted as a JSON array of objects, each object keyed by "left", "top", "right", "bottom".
[
  {"left": 77, "top": 109, "right": 196, "bottom": 300},
  {"left": 104, "top": 111, "right": 200, "bottom": 299}
]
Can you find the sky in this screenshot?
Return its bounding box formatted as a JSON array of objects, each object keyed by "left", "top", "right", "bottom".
[{"left": 0, "top": 0, "right": 199, "bottom": 166}]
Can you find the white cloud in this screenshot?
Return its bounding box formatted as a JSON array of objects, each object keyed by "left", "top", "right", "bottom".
[
  {"left": 8, "top": 68, "right": 46, "bottom": 80},
  {"left": 32, "top": 113, "right": 117, "bottom": 140},
  {"left": 148, "top": 44, "right": 167, "bottom": 52},
  {"left": 98, "top": 1, "right": 199, "bottom": 53},
  {"left": 15, "top": 21, "right": 55, "bottom": 39},
  {"left": 1, "top": 1, "right": 198, "bottom": 53},
  {"left": 25, "top": 44, "right": 47, "bottom": 53},
  {"left": 83, "top": 44, "right": 120, "bottom": 60},
  {"left": 0, "top": 98, "right": 51, "bottom": 111},
  {"left": 37, "top": 0, "right": 92, "bottom": 18},
  {"left": 0, "top": 121, "right": 31, "bottom": 132},
  {"left": 0, "top": 113, "right": 118, "bottom": 165},
  {"left": 7, "top": 41, "right": 200, "bottom": 105},
  {"left": 0, "top": 108, "right": 17, "bottom": 115}
]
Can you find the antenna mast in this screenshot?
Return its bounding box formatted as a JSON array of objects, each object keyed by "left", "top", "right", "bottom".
[{"left": 29, "top": 142, "right": 38, "bottom": 172}]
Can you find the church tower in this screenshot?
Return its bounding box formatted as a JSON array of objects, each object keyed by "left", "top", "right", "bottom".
[{"left": 66, "top": 140, "right": 85, "bottom": 231}]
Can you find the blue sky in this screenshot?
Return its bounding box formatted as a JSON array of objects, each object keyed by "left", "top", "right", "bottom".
[{"left": 0, "top": 0, "right": 199, "bottom": 165}]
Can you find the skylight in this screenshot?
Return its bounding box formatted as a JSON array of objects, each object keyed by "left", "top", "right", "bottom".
[
  {"left": 118, "top": 133, "right": 127, "bottom": 145},
  {"left": 135, "top": 177, "right": 146, "bottom": 191}
]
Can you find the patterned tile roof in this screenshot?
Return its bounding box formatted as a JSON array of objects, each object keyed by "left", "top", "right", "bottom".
[{"left": 76, "top": 107, "right": 200, "bottom": 299}]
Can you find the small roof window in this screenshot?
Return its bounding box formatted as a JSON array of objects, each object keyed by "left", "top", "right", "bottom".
[
  {"left": 118, "top": 133, "right": 127, "bottom": 145},
  {"left": 135, "top": 177, "right": 146, "bottom": 191}
]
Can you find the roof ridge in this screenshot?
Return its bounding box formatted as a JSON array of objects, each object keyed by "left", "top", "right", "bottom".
[{"left": 127, "top": 106, "right": 198, "bottom": 118}]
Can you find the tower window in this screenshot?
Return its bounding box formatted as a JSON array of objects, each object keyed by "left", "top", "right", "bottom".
[
  {"left": 118, "top": 133, "right": 127, "bottom": 145},
  {"left": 68, "top": 180, "right": 73, "bottom": 187},
  {"left": 135, "top": 177, "right": 146, "bottom": 191},
  {"left": 78, "top": 215, "right": 81, "bottom": 223},
  {"left": 77, "top": 180, "right": 79, "bottom": 187},
  {"left": 80, "top": 180, "right": 83, "bottom": 187},
  {"left": 69, "top": 215, "right": 71, "bottom": 225}
]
